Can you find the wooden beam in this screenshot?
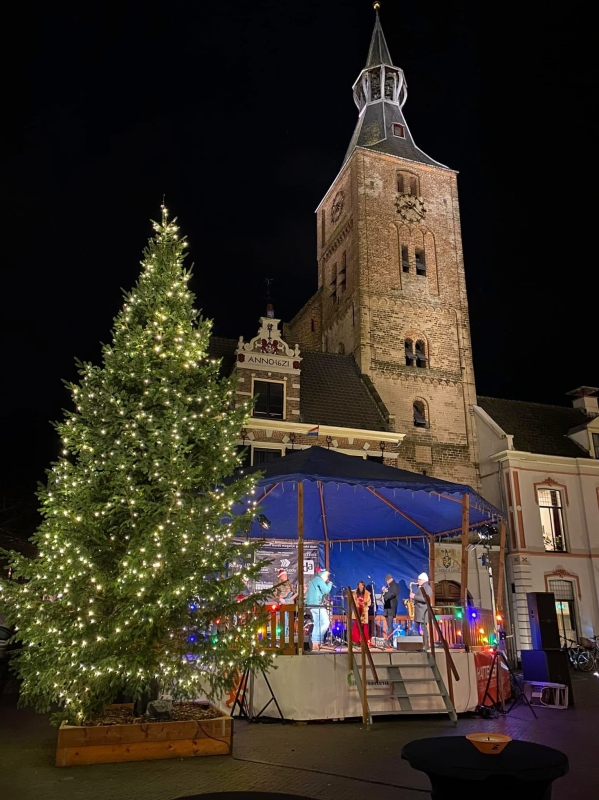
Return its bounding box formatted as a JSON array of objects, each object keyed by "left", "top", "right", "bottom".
[
  {"left": 318, "top": 481, "right": 330, "bottom": 571},
  {"left": 347, "top": 586, "right": 353, "bottom": 673},
  {"left": 428, "top": 534, "right": 435, "bottom": 603},
  {"left": 297, "top": 481, "right": 304, "bottom": 656},
  {"left": 361, "top": 633, "right": 368, "bottom": 726},
  {"left": 366, "top": 487, "right": 432, "bottom": 535},
  {"left": 460, "top": 493, "right": 471, "bottom": 651}
]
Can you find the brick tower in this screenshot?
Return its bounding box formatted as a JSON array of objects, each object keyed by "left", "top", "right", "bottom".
[{"left": 287, "top": 9, "right": 479, "bottom": 485}]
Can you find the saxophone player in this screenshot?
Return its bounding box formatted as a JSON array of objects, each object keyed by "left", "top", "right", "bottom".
[
  {"left": 410, "top": 572, "right": 434, "bottom": 651},
  {"left": 381, "top": 574, "right": 400, "bottom": 639}
]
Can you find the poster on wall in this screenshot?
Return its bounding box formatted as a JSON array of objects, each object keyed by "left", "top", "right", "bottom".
[{"left": 230, "top": 539, "right": 321, "bottom": 595}]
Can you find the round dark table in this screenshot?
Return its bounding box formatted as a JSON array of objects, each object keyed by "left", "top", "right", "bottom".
[
  {"left": 402, "top": 737, "right": 568, "bottom": 800},
  {"left": 175, "top": 795, "right": 307, "bottom": 800}
]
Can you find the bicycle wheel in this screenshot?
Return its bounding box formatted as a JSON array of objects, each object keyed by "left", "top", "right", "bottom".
[{"left": 576, "top": 650, "right": 596, "bottom": 672}]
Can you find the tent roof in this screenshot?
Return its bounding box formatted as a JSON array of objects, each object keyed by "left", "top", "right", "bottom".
[{"left": 233, "top": 447, "right": 503, "bottom": 541}]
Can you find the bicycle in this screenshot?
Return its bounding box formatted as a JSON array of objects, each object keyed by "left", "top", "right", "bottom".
[{"left": 563, "top": 637, "right": 596, "bottom": 672}]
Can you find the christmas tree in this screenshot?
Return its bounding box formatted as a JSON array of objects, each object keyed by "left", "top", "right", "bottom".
[{"left": 0, "top": 207, "right": 271, "bottom": 725}]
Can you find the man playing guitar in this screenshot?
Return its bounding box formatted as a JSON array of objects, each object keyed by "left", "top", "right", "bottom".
[{"left": 272, "top": 569, "right": 298, "bottom": 605}]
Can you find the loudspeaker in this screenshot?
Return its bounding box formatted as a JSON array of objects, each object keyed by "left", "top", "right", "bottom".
[
  {"left": 527, "top": 592, "right": 561, "bottom": 650},
  {"left": 521, "top": 649, "right": 573, "bottom": 705}
]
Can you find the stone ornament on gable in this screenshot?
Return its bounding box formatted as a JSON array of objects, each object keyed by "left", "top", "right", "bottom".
[
  {"left": 435, "top": 546, "right": 461, "bottom": 573},
  {"left": 236, "top": 316, "right": 301, "bottom": 375}
]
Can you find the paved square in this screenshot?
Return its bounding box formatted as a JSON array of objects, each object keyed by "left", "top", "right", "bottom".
[{"left": 2, "top": 671, "right": 597, "bottom": 800}]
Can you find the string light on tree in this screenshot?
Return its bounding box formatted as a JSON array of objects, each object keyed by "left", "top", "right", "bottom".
[{"left": 0, "top": 207, "right": 271, "bottom": 725}]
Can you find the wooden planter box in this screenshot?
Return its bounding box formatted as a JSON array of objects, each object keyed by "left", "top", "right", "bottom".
[{"left": 55, "top": 703, "right": 232, "bottom": 767}]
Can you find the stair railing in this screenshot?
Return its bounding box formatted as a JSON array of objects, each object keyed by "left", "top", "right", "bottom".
[
  {"left": 347, "top": 586, "right": 379, "bottom": 724},
  {"left": 421, "top": 585, "right": 459, "bottom": 709}
]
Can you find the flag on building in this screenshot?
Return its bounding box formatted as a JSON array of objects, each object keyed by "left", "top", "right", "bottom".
[{"left": 306, "top": 425, "right": 319, "bottom": 437}]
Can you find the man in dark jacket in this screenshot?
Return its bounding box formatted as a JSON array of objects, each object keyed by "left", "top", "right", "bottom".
[
  {"left": 382, "top": 574, "right": 400, "bottom": 640},
  {"left": 411, "top": 572, "right": 434, "bottom": 650}
]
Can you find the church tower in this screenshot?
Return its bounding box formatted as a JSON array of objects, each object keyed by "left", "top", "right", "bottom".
[{"left": 287, "top": 8, "right": 479, "bottom": 485}]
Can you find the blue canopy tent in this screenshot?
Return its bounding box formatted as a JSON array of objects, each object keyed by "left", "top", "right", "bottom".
[{"left": 231, "top": 448, "right": 504, "bottom": 643}]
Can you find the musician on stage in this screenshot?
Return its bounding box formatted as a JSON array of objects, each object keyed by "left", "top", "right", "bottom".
[
  {"left": 272, "top": 569, "right": 297, "bottom": 605},
  {"left": 411, "top": 572, "right": 434, "bottom": 651},
  {"left": 351, "top": 580, "right": 371, "bottom": 645},
  {"left": 305, "top": 568, "right": 333, "bottom": 644},
  {"left": 382, "top": 573, "right": 400, "bottom": 640}
]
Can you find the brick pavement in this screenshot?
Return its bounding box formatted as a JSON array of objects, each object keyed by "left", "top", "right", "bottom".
[{"left": 2, "top": 671, "right": 598, "bottom": 800}]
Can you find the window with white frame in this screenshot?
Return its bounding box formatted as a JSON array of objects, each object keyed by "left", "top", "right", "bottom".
[
  {"left": 537, "top": 488, "right": 567, "bottom": 552},
  {"left": 252, "top": 380, "right": 284, "bottom": 419},
  {"left": 548, "top": 579, "right": 578, "bottom": 643}
]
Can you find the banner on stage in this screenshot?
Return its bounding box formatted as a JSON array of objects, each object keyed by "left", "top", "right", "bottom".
[
  {"left": 474, "top": 651, "right": 510, "bottom": 704},
  {"left": 230, "top": 539, "right": 320, "bottom": 592}
]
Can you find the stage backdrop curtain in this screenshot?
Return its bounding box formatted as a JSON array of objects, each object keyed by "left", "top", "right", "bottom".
[{"left": 329, "top": 538, "right": 428, "bottom": 612}]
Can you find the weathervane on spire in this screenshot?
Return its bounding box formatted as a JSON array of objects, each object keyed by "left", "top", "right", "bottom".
[{"left": 264, "top": 277, "right": 275, "bottom": 318}]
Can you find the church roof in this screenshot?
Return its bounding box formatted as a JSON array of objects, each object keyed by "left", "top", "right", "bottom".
[
  {"left": 207, "top": 338, "right": 389, "bottom": 432},
  {"left": 366, "top": 11, "right": 393, "bottom": 67},
  {"left": 343, "top": 101, "right": 442, "bottom": 168},
  {"left": 476, "top": 396, "right": 591, "bottom": 458},
  {"left": 300, "top": 351, "right": 389, "bottom": 431},
  {"left": 343, "top": 11, "right": 447, "bottom": 170}
]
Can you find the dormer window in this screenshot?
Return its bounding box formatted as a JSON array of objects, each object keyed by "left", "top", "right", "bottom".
[
  {"left": 593, "top": 432, "right": 599, "bottom": 459},
  {"left": 393, "top": 123, "right": 405, "bottom": 138}
]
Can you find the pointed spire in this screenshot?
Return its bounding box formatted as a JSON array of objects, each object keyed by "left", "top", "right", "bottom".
[
  {"left": 366, "top": 7, "right": 393, "bottom": 68},
  {"left": 341, "top": 6, "right": 447, "bottom": 170}
]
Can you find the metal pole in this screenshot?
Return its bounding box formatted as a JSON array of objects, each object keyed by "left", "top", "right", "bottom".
[
  {"left": 496, "top": 519, "right": 507, "bottom": 615},
  {"left": 460, "top": 493, "right": 471, "bottom": 651},
  {"left": 297, "top": 481, "right": 304, "bottom": 656}
]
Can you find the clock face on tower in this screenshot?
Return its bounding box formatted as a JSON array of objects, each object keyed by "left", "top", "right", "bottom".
[
  {"left": 330, "top": 190, "right": 345, "bottom": 224},
  {"left": 395, "top": 194, "right": 426, "bottom": 223}
]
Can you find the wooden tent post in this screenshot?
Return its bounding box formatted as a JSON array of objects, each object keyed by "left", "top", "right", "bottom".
[
  {"left": 496, "top": 519, "right": 507, "bottom": 617},
  {"left": 460, "top": 493, "right": 471, "bottom": 651},
  {"left": 318, "top": 481, "right": 330, "bottom": 571},
  {"left": 428, "top": 534, "right": 435, "bottom": 602},
  {"left": 297, "top": 482, "right": 304, "bottom": 656}
]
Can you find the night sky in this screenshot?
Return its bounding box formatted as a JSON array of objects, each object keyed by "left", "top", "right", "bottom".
[{"left": 0, "top": 1, "right": 593, "bottom": 499}]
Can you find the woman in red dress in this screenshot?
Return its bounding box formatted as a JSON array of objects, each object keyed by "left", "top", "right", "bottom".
[{"left": 351, "top": 581, "right": 372, "bottom": 645}]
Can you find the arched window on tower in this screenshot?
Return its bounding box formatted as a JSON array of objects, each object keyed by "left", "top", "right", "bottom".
[
  {"left": 415, "top": 340, "right": 428, "bottom": 368},
  {"left": 405, "top": 338, "right": 415, "bottom": 366},
  {"left": 397, "top": 173, "right": 405, "bottom": 193},
  {"left": 338, "top": 342, "right": 345, "bottom": 355},
  {"left": 415, "top": 248, "right": 427, "bottom": 276},
  {"left": 401, "top": 245, "right": 410, "bottom": 273},
  {"left": 413, "top": 400, "right": 428, "bottom": 428},
  {"left": 409, "top": 176, "right": 419, "bottom": 196}
]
